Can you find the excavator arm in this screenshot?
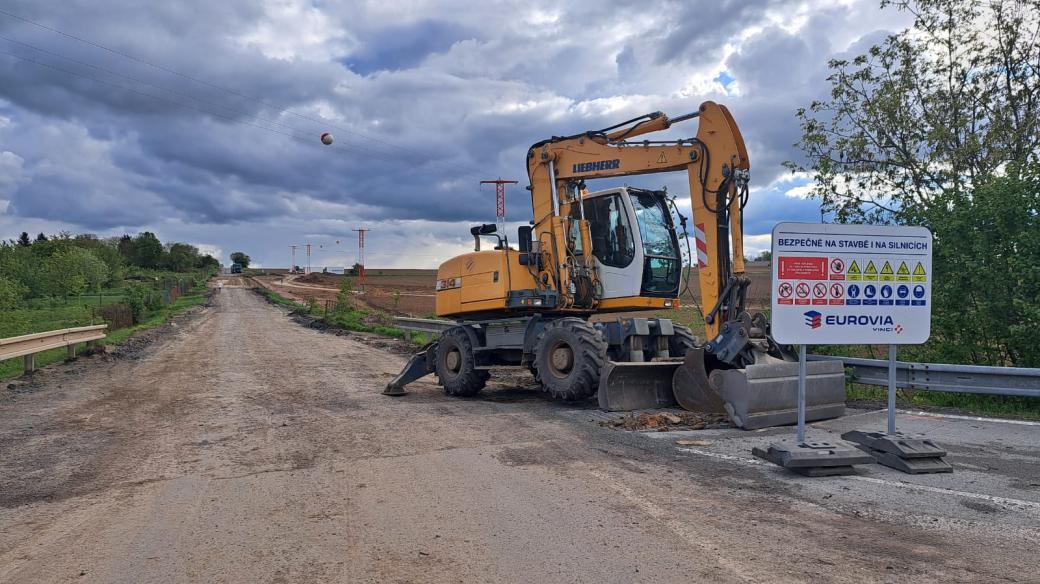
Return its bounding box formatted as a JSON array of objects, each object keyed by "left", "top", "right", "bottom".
[{"left": 526, "top": 101, "right": 749, "bottom": 340}]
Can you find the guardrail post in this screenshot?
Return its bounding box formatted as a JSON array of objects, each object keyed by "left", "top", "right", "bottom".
[
  {"left": 404, "top": 330, "right": 412, "bottom": 342},
  {"left": 23, "top": 354, "right": 34, "bottom": 374},
  {"left": 67, "top": 343, "right": 77, "bottom": 361}
]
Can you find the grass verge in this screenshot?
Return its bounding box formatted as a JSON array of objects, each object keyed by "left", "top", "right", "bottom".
[
  {"left": 1, "top": 290, "right": 208, "bottom": 381},
  {"left": 845, "top": 383, "right": 1040, "bottom": 420},
  {"left": 255, "top": 287, "right": 425, "bottom": 345}
]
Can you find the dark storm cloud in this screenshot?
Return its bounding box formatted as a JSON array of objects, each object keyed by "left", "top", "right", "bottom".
[
  {"left": 0, "top": 0, "right": 913, "bottom": 265},
  {"left": 345, "top": 20, "right": 478, "bottom": 74}
]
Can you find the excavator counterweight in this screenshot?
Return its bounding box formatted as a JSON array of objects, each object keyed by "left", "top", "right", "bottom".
[{"left": 385, "top": 101, "right": 846, "bottom": 430}]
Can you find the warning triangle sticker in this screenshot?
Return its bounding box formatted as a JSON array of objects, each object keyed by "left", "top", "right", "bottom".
[
  {"left": 913, "top": 262, "right": 926, "bottom": 276},
  {"left": 657, "top": 153, "right": 668, "bottom": 163},
  {"left": 897, "top": 261, "right": 910, "bottom": 275},
  {"left": 880, "top": 261, "right": 894, "bottom": 275},
  {"left": 847, "top": 261, "right": 861, "bottom": 275},
  {"left": 864, "top": 261, "right": 878, "bottom": 275}
]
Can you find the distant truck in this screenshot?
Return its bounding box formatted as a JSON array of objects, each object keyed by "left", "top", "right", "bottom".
[{"left": 230, "top": 263, "right": 243, "bottom": 274}]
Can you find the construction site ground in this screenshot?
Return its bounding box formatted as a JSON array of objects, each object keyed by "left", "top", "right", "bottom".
[
  {"left": 251, "top": 263, "right": 774, "bottom": 323},
  {"left": 1, "top": 286, "right": 1037, "bottom": 583}
]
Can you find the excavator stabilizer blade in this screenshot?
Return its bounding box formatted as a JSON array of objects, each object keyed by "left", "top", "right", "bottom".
[
  {"left": 671, "top": 349, "right": 728, "bottom": 413},
  {"left": 710, "top": 360, "right": 846, "bottom": 430},
  {"left": 598, "top": 361, "right": 680, "bottom": 411}
]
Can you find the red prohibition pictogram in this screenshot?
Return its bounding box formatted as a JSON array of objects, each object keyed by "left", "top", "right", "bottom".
[
  {"left": 778, "top": 282, "right": 793, "bottom": 298},
  {"left": 795, "top": 282, "right": 810, "bottom": 298},
  {"left": 830, "top": 258, "right": 845, "bottom": 273},
  {"left": 813, "top": 283, "right": 828, "bottom": 298},
  {"left": 830, "top": 283, "right": 844, "bottom": 298}
]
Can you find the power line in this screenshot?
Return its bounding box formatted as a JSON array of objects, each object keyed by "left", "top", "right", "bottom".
[
  {"left": 0, "top": 49, "right": 324, "bottom": 147},
  {"left": 0, "top": 7, "right": 491, "bottom": 179},
  {"left": 0, "top": 34, "right": 342, "bottom": 142}
]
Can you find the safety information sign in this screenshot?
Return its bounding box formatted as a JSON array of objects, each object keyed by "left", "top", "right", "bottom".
[{"left": 771, "top": 222, "right": 933, "bottom": 344}]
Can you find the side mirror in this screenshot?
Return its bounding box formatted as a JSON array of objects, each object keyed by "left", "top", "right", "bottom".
[
  {"left": 470, "top": 223, "right": 498, "bottom": 236},
  {"left": 518, "top": 225, "right": 533, "bottom": 265},
  {"left": 470, "top": 223, "right": 499, "bottom": 251}
]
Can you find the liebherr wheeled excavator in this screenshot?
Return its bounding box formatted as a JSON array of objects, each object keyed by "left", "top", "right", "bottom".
[{"left": 385, "top": 101, "right": 845, "bottom": 429}]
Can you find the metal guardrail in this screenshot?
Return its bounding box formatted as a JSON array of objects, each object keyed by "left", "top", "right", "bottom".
[
  {"left": 0, "top": 325, "right": 108, "bottom": 374},
  {"left": 391, "top": 317, "right": 1040, "bottom": 398},
  {"left": 809, "top": 355, "right": 1040, "bottom": 398},
  {"left": 393, "top": 317, "right": 453, "bottom": 333}
]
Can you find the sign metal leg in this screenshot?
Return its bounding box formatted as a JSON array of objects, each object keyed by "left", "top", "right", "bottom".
[
  {"left": 797, "top": 344, "right": 807, "bottom": 444},
  {"left": 888, "top": 344, "right": 897, "bottom": 435},
  {"left": 842, "top": 342, "right": 953, "bottom": 473}
]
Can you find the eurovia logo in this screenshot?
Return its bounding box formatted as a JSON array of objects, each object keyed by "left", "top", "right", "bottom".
[{"left": 803, "top": 310, "right": 822, "bottom": 329}]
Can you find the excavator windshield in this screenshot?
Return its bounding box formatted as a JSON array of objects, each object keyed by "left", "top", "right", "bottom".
[{"left": 631, "top": 191, "right": 681, "bottom": 295}]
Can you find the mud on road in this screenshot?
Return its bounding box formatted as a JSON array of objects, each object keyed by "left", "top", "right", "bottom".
[{"left": 0, "top": 288, "right": 1036, "bottom": 583}]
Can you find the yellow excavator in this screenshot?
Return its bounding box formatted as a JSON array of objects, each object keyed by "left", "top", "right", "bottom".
[{"left": 385, "top": 101, "right": 845, "bottom": 429}]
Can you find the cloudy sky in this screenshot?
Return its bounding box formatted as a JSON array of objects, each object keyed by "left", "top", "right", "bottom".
[{"left": 0, "top": 0, "right": 912, "bottom": 268}]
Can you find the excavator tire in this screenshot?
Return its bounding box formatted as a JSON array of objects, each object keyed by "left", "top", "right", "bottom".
[
  {"left": 534, "top": 318, "right": 607, "bottom": 401},
  {"left": 668, "top": 324, "right": 698, "bottom": 357},
  {"left": 435, "top": 327, "right": 489, "bottom": 396}
]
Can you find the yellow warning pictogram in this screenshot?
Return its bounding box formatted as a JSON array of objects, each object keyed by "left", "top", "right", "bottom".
[
  {"left": 847, "top": 260, "right": 862, "bottom": 281},
  {"left": 880, "top": 261, "right": 895, "bottom": 281},
  {"left": 657, "top": 153, "right": 668, "bottom": 164},
  {"left": 896, "top": 261, "right": 911, "bottom": 282},
  {"left": 864, "top": 260, "right": 879, "bottom": 281},
  {"left": 913, "top": 262, "right": 927, "bottom": 282}
]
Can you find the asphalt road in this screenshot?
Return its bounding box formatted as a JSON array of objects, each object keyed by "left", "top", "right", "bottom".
[{"left": 0, "top": 287, "right": 1036, "bottom": 583}]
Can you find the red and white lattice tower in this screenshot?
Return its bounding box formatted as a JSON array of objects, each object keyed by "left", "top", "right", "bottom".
[
  {"left": 480, "top": 178, "right": 518, "bottom": 234},
  {"left": 352, "top": 228, "right": 370, "bottom": 294}
]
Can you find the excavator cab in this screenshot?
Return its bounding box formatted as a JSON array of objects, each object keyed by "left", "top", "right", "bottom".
[{"left": 569, "top": 187, "right": 682, "bottom": 302}]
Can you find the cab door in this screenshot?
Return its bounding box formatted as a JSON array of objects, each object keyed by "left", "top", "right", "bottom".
[{"left": 578, "top": 190, "right": 643, "bottom": 299}]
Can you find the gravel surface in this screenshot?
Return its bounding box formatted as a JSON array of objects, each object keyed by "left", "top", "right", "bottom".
[{"left": 0, "top": 288, "right": 1035, "bottom": 583}]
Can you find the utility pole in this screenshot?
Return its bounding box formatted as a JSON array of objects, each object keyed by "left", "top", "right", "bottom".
[
  {"left": 481, "top": 178, "right": 518, "bottom": 235},
  {"left": 351, "top": 228, "right": 370, "bottom": 294},
  {"left": 306, "top": 243, "right": 312, "bottom": 275},
  {"left": 289, "top": 245, "right": 299, "bottom": 274}
]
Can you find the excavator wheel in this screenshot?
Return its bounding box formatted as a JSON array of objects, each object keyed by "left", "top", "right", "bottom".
[
  {"left": 435, "top": 327, "right": 489, "bottom": 397},
  {"left": 668, "top": 324, "right": 698, "bottom": 357},
  {"left": 534, "top": 318, "right": 607, "bottom": 401}
]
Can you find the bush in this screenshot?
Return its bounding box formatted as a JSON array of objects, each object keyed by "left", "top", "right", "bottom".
[
  {"left": 0, "top": 276, "right": 27, "bottom": 309},
  {"left": 123, "top": 282, "right": 150, "bottom": 323}
]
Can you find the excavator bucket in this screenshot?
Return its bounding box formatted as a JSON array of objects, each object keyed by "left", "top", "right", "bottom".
[
  {"left": 598, "top": 361, "right": 680, "bottom": 411},
  {"left": 672, "top": 352, "right": 846, "bottom": 430}
]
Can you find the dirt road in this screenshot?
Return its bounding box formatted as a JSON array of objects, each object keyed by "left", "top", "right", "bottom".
[{"left": 0, "top": 288, "right": 1035, "bottom": 583}]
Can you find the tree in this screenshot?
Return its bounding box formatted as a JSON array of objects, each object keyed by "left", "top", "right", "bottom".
[
  {"left": 230, "top": 251, "right": 251, "bottom": 268},
  {"left": 789, "top": 0, "right": 1040, "bottom": 366},
  {"left": 17, "top": 232, "right": 30, "bottom": 247},
  {"left": 753, "top": 250, "right": 772, "bottom": 263},
  {"left": 164, "top": 243, "right": 200, "bottom": 272},
  {"left": 116, "top": 234, "right": 134, "bottom": 261},
  {"left": 41, "top": 249, "right": 88, "bottom": 301},
  {"left": 924, "top": 165, "right": 1040, "bottom": 367},
  {"left": 788, "top": 0, "right": 1040, "bottom": 224},
  {"left": 130, "top": 232, "right": 164, "bottom": 268},
  {"left": 0, "top": 276, "right": 28, "bottom": 309},
  {"left": 35, "top": 232, "right": 48, "bottom": 243},
  {"left": 336, "top": 277, "right": 355, "bottom": 313}
]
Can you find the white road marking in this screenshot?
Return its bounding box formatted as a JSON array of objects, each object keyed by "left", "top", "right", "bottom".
[
  {"left": 898, "top": 410, "right": 1040, "bottom": 427},
  {"left": 676, "top": 448, "right": 1040, "bottom": 514}
]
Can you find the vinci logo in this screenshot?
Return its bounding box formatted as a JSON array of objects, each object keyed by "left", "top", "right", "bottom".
[{"left": 803, "top": 311, "right": 823, "bottom": 329}]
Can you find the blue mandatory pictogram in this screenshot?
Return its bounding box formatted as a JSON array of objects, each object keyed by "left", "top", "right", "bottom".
[
  {"left": 847, "top": 284, "right": 861, "bottom": 298},
  {"left": 913, "top": 284, "right": 926, "bottom": 299},
  {"left": 897, "top": 285, "right": 909, "bottom": 298},
  {"left": 880, "top": 285, "right": 893, "bottom": 299},
  {"left": 864, "top": 284, "right": 877, "bottom": 298}
]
